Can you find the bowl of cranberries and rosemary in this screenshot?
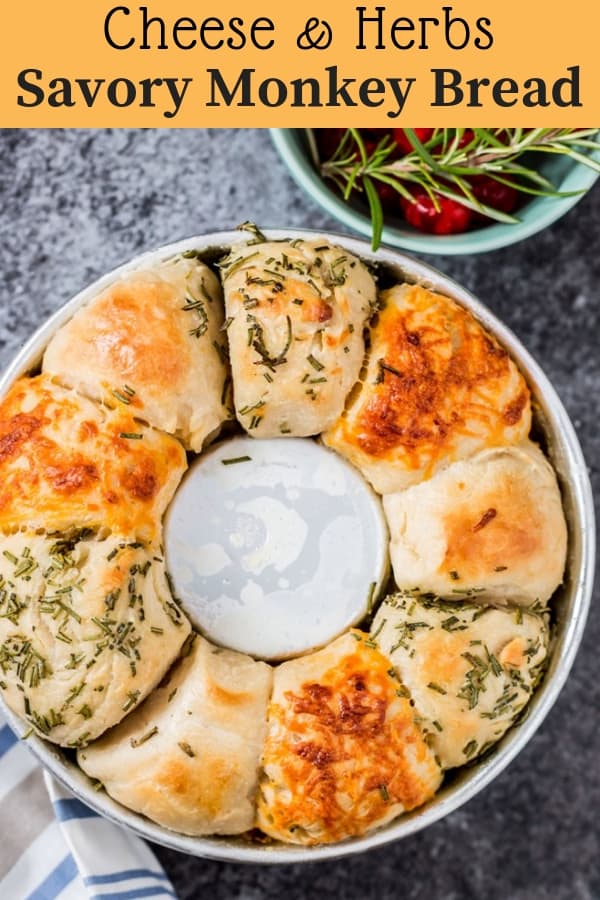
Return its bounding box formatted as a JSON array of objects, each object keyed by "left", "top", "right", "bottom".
[{"left": 271, "top": 128, "right": 600, "bottom": 254}]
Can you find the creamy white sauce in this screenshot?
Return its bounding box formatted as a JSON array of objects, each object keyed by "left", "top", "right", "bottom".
[{"left": 164, "top": 436, "right": 389, "bottom": 660}]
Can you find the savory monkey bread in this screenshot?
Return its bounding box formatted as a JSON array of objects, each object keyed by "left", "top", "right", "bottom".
[{"left": 0, "top": 233, "right": 566, "bottom": 847}]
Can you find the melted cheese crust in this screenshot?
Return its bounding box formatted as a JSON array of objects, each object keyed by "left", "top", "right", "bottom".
[
  {"left": 258, "top": 631, "right": 441, "bottom": 844},
  {"left": 43, "top": 255, "right": 232, "bottom": 452},
  {"left": 0, "top": 376, "right": 186, "bottom": 541},
  {"left": 324, "top": 283, "right": 531, "bottom": 493},
  {"left": 223, "top": 239, "right": 376, "bottom": 437}
]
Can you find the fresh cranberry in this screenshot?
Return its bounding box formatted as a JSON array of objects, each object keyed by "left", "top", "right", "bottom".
[
  {"left": 392, "top": 129, "right": 434, "bottom": 154},
  {"left": 470, "top": 175, "right": 519, "bottom": 214},
  {"left": 401, "top": 190, "right": 473, "bottom": 235}
]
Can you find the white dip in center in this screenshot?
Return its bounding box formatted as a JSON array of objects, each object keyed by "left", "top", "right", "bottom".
[{"left": 164, "top": 436, "right": 389, "bottom": 660}]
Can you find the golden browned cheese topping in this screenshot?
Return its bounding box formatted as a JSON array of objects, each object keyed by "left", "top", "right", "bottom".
[
  {"left": 260, "top": 633, "right": 440, "bottom": 844},
  {"left": 0, "top": 375, "right": 185, "bottom": 539},
  {"left": 347, "top": 285, "right": 529, "bottom": 473}
]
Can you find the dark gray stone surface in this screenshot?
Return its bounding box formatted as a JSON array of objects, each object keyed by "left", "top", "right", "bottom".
[{"left": 0, "top": 129, "right": 598, "bottom": 900}]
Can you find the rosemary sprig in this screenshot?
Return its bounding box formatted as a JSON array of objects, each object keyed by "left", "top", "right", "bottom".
[{"left": 315, "top": 128, "right": 600, "bottom": 250}]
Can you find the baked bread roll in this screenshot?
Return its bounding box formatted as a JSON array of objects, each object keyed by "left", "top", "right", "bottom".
[
  {"left": 323, "top": 283, "right": 531, "bottom": 493},
  {"left": 0, "top": 375, "right": 186, "bottom": 541},
  {"left": 371, "top": 593, "right": 549, "bottom": 769},
  {"left": 221, "top": 238, "right": 376, "bottom": 437},
  {"left": 0, "top": 530, "right": 190, "bottom": 746},
  {"left": 43, "top": 254, "right": 232, "bottom": 452},
  {"left": 257, "top": 631, "right": 442, "bottom": 845},
  {"left": 383, "top": 442, "right": 567, "bottom": 606},
  {"left": 78, "top": 634, "right": 273, "bottom": 836}
]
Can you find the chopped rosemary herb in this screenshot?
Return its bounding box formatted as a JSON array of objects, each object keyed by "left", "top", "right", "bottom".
[
  {"left": 247, "top": 313, "right": 292, "bottom": 370},
  {"left": 65, "top": 653, "right": 85, "bottom": 670},
  {"left": 220, "top": 375, "right": 232, "bottom": 408},
  {"left": 379, "top": 784, "right": 389, "bottom": 802},
  {"left": 237, "top": 221, "right": 267, "bottom": 244},
  {"left": 457, "top": 650, "right": 492, "bottom": 710},
  {"left": 112, "top": 389, "right": 131, "bottom": 405},
  {"left": 486, "top": 647, "right": 503, "bottom": 677},
  {"left": 370, "top": 618, "right": 386, "bottom": 643},
  {"left": 427, "top": 682, "right": 447, "bottom": 695},
  {"left": 222, "top": 251, "right": 260, "bottom": 279},
  {"left": 463, "top": 740, "right": 479, "bottom": 759},
  {"left": 221, "top": 456, "right": 252, "bottom": 466},
  {"left": 473, "top": 507, "right": 497, "bottom": 532},
  {"left": 378, "top": 359, "right": 403, "bottom": 380},
  {"left": 440, "top": 615, "right": 467, "bottom": 633},
  {"left": 119, "top": 432, "right": 143, "bottom": 440},
  {"left": 480, "top": 686, "right": 520, "bottom": 720},
  {"left": 122, "top": 690, "right": 140, "bottom": 712},
  {"left": 307, "top": 353, "right": 325, "bottom": 372},
  {"left": 366, "top": 581, "right": 377, "bottom": 613},
  {"left": 131, "top": 726, "right": 159, "bottom": 748},
  {"left": 178, "top": 741, "right": 195, "bottom": 758},
  {"left": 238, "top": 400, "right": 266, "bottom": 416},
  {"left": 0, "top": 638, "right": 50, "bottom": 688},
  {"left": 182, "top": 287, "right": 209, "bottom": 338}
]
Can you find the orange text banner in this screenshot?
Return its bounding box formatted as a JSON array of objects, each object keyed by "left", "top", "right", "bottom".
[{"left": 0, "top": 1, "right": 597, "bottom": 125}]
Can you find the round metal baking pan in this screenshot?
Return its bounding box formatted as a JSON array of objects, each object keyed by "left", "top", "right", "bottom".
[{"left": 0, "top": 230, "right": 594, "bottom": 863}]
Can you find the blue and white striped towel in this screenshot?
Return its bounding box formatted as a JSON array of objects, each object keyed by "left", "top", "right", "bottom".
[{"left": 0, "top": 713, "right": 178, "bottom": 900}]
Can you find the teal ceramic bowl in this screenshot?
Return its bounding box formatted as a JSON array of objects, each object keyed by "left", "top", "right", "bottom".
[{"left": 271, "top": 129, "right": 600, "bottom": 255}]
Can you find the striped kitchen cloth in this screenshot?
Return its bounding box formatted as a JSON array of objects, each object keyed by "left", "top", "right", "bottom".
[{"left": 0, "top": 713, "right": 178, "bottom": 900}]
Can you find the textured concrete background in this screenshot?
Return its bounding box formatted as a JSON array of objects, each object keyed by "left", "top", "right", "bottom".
[{"left": 0, "top": 129, "right": 598, "bottom": 900}]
